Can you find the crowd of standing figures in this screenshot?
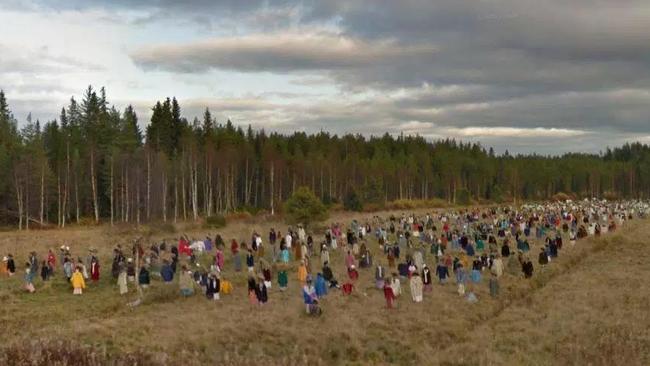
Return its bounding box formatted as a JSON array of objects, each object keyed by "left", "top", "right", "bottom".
[{"left": 2, "top": 199, "right": 648, "bottom": 316}]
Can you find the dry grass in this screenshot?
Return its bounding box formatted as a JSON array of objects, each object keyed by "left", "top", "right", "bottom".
[{"left": 0, "top": 210, "right": 649, "bottom": 365}]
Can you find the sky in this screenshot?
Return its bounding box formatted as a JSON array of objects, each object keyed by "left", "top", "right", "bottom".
[{"left": 1, "top": 0, "right": 649, "bottom": 154}]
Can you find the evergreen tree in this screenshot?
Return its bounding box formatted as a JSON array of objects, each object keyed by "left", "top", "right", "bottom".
[{"left": 284, "top": 186, "right": 329, "bottom": 228}]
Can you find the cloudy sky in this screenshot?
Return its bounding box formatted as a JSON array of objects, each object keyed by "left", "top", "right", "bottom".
[{"left": 1, "top": 0, "right": 649, "bottom": 154}]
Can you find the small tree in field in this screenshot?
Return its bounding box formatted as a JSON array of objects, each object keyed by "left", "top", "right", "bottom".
[{"left": 284, "top": 186, "right": 329, "bottom": 228}]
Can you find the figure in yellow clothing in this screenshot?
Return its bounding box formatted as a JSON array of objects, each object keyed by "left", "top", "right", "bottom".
[
  {"left": 220, "top": 278, "right": 233, "bottom": 295},
  {"left": 297, "top": 259, "right": 308, "bottom": 284},
  {"left": 459, "top": 252, "right": 469, "bottom": 270},
  {"left": 71, "top": 267, "right": 86, "bottom": 295}
]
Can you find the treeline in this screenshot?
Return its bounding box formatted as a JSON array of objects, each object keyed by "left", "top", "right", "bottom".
[{"left": 1, "top": 86, "right": 650, "bottom": 228}]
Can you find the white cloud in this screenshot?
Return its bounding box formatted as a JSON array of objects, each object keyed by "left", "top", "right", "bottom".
[
  {"left": 444, "top": 126, "right": 589, "bottom": 138},
  {"left": 398, "top": 120, "right": 434, "bottom": 130}
]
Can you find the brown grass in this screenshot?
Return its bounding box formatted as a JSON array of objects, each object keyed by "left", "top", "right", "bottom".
[{"left": 0, "top": 210, "right": 649, "bottom": 365}]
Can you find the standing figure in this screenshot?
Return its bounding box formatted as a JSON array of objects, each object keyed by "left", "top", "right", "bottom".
[
  {"left": 409, "top": 272, "right": 423, "bottom": 302},
  {"left": 71, "top": 267, "right": 86, "bottom": 295}
]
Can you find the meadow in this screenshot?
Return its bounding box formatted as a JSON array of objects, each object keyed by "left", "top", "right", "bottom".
[{"left": 1, "top": 208, "right": 649, "bottom": 365}]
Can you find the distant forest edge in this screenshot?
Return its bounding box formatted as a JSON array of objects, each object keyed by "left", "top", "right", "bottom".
[{"left": 0, "top": 86, "right": 649, "bottom": 229}]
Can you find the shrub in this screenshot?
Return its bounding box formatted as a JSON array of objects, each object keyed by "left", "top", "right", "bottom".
[
  {"left": 284, "top": 186, "right": 329, "bottom": 228},
  {"left": 389, "top": 199, "right": 417, "bottom": 210},
  {"left": 551, "top": 192, "right": 574, "bottom": 202},
  {"left": 238, "top": 205, "right": 262, "bottom": 215},
  {"left": 204, "top": 214, "right": 226, "bottom": 229},
  {"left": 361, "top": 178, "right": 385, "bottom": 204},
  {"left": 149, "top": 222, "right": 177, "bottom": 234},
  {"left": 381, "top": 198, "right": 450, "bottom": 211},
  {"left": 343, "top": 190, "right": 363, "bottom": 212},
  {"left": 225, "top": 211, "right": 252, "bottom": 222},
  {"left": 602, "top": 191, "right": 619, "bottom": 200},
  {"left": 362, "top": 203, "right": 383, "bottom": 212},
  {"left": 456, "top": 188, "right": 471, "bottom": 206},
  {"left": 322, "top": 194, "right": 338, "bottom": 206},
  {"left": 488, "top": 184, "right": 505, "bottom": 203}
]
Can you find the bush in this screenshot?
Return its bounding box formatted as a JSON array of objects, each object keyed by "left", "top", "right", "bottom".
[
  {"left": 238, "top": 205, "right": 262, "bottom": 215},
  {"left": 602, "top": 191, "right": 619, "bottom": 200},
  {"left": 362, "top": 178, "right": 385, "bottom": 204},
  {"left": 382, "top": 198, "right": 450, "bottom": 211},
  {"left": 551, "top": 192, "right": 574, "bottom": 202},
  {"left": 204, "top": 214, "right": 226, "bottom": 229},
  {"left": 362, "top": 202, "right": 384, "bottom": 212},
  {"left": 488, "top": 184, "right": 505, "bottom": 203},
  {"left": 328, "top": 203, "right": 344, "bottom": 212},
  {"left": 456, "top": 188, "right": 471, "bottom": 206},
  {"left": 284, "top": 186, "right": 329, "bottom": 228},
  {"left": 388, "top": 199, "right": 417, "bottom": 210},
  {"left": 149, "top": 221, "right": 177, "bottom": 234},
  {"left": 225, "top": 211, "right": 252, "bottom": 222},
  {"left": 322, "top": 194, "right": 338, "bottom": 206},
  {"left": 343, "top": 190, "right": 363, "bottom": 212}
]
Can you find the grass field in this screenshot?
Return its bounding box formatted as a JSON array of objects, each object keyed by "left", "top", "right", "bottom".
[{"left": 1, "top": 209, "right": 649, "bottom": 365}]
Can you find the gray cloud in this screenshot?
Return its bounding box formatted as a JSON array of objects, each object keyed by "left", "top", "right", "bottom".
[
  {"left": 126, "top": 1, "right": 650, "bottom": 91},
  {"left": 1, "top": 0, "right": 299, "bottom": 28},
  {"left": 4, "top": 0, "right": 650, "bottom": 153},
  {"left": 153, "top": 1, "right": 649, "bottom": 142}
]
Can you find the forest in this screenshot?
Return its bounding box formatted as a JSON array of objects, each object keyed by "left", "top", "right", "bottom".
[{"left": 1, "top": 86, "right": 650, "bottom": 229}]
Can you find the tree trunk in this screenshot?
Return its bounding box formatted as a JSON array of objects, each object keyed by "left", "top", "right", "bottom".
[
  {"left": 40, "top": 164, "right": 45, "bottom": 225},
  {"left": 205, "top": 158, "right": 212, "bottom": 216},
  {"left": 270, "top": 162, "right": 275, "bottom": 215},
  {"left": 75, "top": 170, "right": 80, "bottom": 224},
  {"left": 14, "top": 173, "right": 23, "bottom": 230},
  {"left": 121, "top": 166, "right": 125, "bottom": 222},
  {"left": 278, "top": 170, "right": 283, "bottom": 203},
  {"left": 230, "top": 164, "right": 235, "bottom": 209},
  {"left": 216, "top": 169, "right": 222, "bottom": 212},
  {"left": 253, "top": 167, "right": 259, "bottom": 207},
  {"left": 125, "top": 167, "right": 130, "bottom": 223},
  {"left": 181, "top": 151, "right": 187, "bottom": 220},
  {"left": 162, "top": 169, "right": 167, "bottom": 222},
  {"left": 136, "top": 172, "right": 141, "bottom": 226},
  {"left": 329, "top": 168, "right": 333, "bottom": 198},
  {"left": 224, "top": 167, "right": 230, "bottom": 211},
  {"left": 203, "top": 165, "right": 208, "bottom": 214},
  {"left": 90, "top": 148, "right": 99, "bottom": 223},
  {"left": 25, "top": 168, "right": 29, "bottom": 231},
  {"left": 110, "top": 156, "right": 114, "bottom": 226},
  {"left": 452, "top": 179, "right": 457, "bottom": 204},
  {"left": 174, "top": 171, "right": 178, "bottom": 223},
  {"left": 244, "top": 158, "right": 250, "bottom": 205},
  {"left": 63, "top": 141, "right": 70, "bottom": 228},
  {"left": 146, "top": 151, "right": 151, "bottom": 221},
  {"left": 320, "top": 167, "right": 324, "bottom": 200},
  {"left": 57, "top": 173, "right": 62, "bottom": 227},
  {"left": 191, "top": 157, "right": 198, "bottom": 220}
]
